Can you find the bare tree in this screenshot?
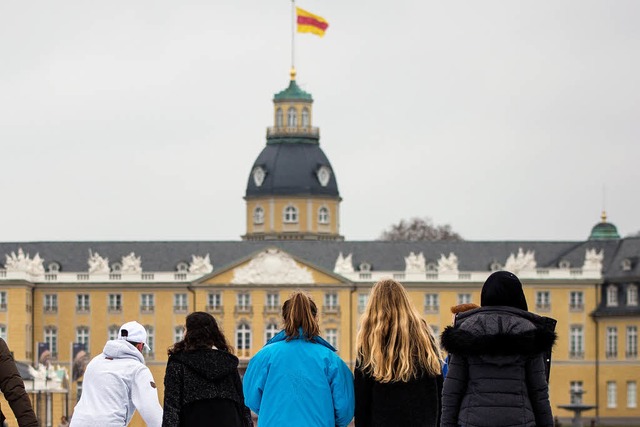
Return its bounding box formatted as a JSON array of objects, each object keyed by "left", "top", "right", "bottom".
[{"left": 378, "top": 217, "right": 463, "bottom": 241}]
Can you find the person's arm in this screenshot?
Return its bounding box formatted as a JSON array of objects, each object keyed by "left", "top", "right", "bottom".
[
  {"left": 161, "top": 360, "right": 182, "bottom": 427},
  {"left": 329, "top": 356, "right": 355, "bottom": 427},
  {"left": 353, "top": 364, "right": 372, "bottom": 427},
  {"left": 242, "top": 350, "right": 268, "bottom": 415},
  {"left": 440, "top": 354, "right": 468, "bottom": 427},
  {"left": 525, "top": 354, "right": 554, "bottom": 427},
  {"left": 131, "top": 366, "right": 163, "bottom": 427},
  {"left": 0, "top": 339, "right": 38, "bottom": 427},
  {"left": 231, "top": 365, "right": 254, "bottom": 427}
]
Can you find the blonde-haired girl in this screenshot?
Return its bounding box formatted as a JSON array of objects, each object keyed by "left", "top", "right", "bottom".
[{"left": 355, "top": 279, "right": 443, "bottom": 427}]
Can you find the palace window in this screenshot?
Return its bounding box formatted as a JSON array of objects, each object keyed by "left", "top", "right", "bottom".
[
  {"left": 287, "top": 107, "right": 297, "bottom": 127},
  {"left": 535, "top": 291, "right": 550, "bottom": 311},
  {"left": 76, "top": 294, "right": 90, "bottom": 313},
  {"left": 357, "top": 293, "right": 369, "bottom": 313},
  {"left": 607, "top": 285, "right": 618, "bottom": 307},
  {"left": 265, "top": 323, "right": 279, "bottom": 343},
  {"left": 237, "top": 293, "right": 251, "bottom": 310},
  {"left": 174, "top": 293, "right": 188, "bottom": 313},
  {"left": 208, "top": 292, "right": 222, "bottom": 310},
  {"left": 424, "top": 293, "right": 439, "bottom": 313},
  {"left": 318, "top": 207, "right": 329, "bottom": 224},
  {"left": 44, "top": 294, "right": 58, "bottom": 313},
  {"left": 174, "top": 326, "right": 184, "bottom": 344},
  {"left": 628, "top": 285, "right": 638, "bottom": 306},
  {"left": 570, "top": 381, "right": 583, "bottom": 404},
  {"left": 236, "top": 323, "right": 252, "bottom": 355},
  {"left": 325, "top": 328, "right": 338, "bottom": 349},
  {"left": 606, "top": 327, "right": 618, "bottom": 358},
  {"left": 108, "top": 294, "right": 122, "bottom": 312},
  {"left": 324, "top": 292, "right": 338, "bottom": 309},
  {"left": 108, "top": 325, "right": 119, "bottom": 341},
  {"left": 141, "top": 294, "right": 155, "bottom": 313},
  {"left": 301, "top": 107, "right": 310, "bottom": 127},
  {"left": 607, "top": 381, "right": 617, "bottom": 408},
  {"left": 44, "top": 326, "right": 57, "bottom": 356},
  {"left": 253, "top": 206, "right": 265, "bottom": 225},
  {"left": 570, "top": 325, "right": 584, "bottom": 358},
  {"left": 266, "top": 293, "right": 279, "bottom": 311},
  {"left": 0, "top": 325, "right": 6, "bottom": 343},
  {"left": 628, "top": 381, "right": 637, "bottom": 408},
  {"left": 457, "top": 293, "right": 472, "bottom": 305},
  {"left": 76, "top": 327, "right": 90, "bottom": 349},
  {"left": 0, "top": 291, "right": 6, "bottom": 311},
  {"left": 145, "top": 326, "right": 154, "bottom": 357},
  {"left": 283, "top": 205, "right": 298, "bottom": 223},
  {"left": 569, "top": 291, "right": 584, "bottom": 311},
  {"left": 276, "top": 108, "right": 283, "bottom": 127},
  {"left": 627, "top": 326, "right": 638, "bottom": 358}
]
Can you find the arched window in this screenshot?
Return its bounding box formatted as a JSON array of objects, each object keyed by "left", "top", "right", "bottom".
[
  {"left": 283, "top": 205, "right": 298, "bottom": 223},
  {"left": 253, "top": 206, "right": 265, "bottom": 225},
  {"left": 174, "top": 326, "right": 184, "bottom": 343},
  {"left": 301, "top": 107, "right": 310, "bottom": 127},
  {"left": 607, "top": 285, "right": 618, "bottom": 307},
  {"left": 265, "top": 323, "right": 279, "bottom": 343},
  {"left": 318, "top": 206, "right": 329, "bottom": 224},
  {"left": 108, "top": 325, "right": 119, "bottom": 341},
  {"left": 287, "top": 107, "right": 297, "bottom": 127},
  {"left": 276, "top": 108, "right": 283, "bottom": 127},
  {"left": 236, "top": 323, "right": 252, "bottom": 356},
  {"left": 628, "top": 285, "right": 638, "bottom": 306}
]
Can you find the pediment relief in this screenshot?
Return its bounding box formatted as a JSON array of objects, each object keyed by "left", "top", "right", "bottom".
[{"left": 231, "top": 248, "right": 314, "bottom": 285}]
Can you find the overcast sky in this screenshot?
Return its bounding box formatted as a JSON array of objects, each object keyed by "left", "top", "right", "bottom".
[{"left": 1, "top": 1, "right": 638, "bottom": 242}]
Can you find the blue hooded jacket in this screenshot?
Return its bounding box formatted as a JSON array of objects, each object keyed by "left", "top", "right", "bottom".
[{"left": 243, "top": 330, "right": 354, "bottom": 427}]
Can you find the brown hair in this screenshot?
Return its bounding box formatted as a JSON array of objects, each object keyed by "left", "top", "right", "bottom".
[
  {"left": 450, "top": 303, "right": 479, "bottom": 314},
  {"left": 282, "top": 291, "right": 319, "bottom": 341},
  {"left": 168, "top": 311, "right": 233, "bottom": 356},
  {"left": 356, "top": 279, "right": 442, "bottom": 382}
]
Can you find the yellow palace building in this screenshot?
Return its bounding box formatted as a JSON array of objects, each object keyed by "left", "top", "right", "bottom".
[{"left": 1, "top": 72, "right": 639, "bottom": 426}]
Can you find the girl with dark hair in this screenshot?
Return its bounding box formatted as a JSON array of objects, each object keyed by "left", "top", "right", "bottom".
[
  {"left": 162, "top": 311, "right": 253, "bottom": 427},
  {"left": 440, "top": 271, "right": 556, "bottom": 427},
  {"left": 243, "top": 291, "right": 354, "bottom": 427}
]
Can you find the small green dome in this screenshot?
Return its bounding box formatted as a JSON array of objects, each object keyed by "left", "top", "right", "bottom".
[
  {"left": 273, "top": 68, "right": 313, "bottom": 102},
  {"left": 589, "top": 211, "right": 621, "bottom": 240}
]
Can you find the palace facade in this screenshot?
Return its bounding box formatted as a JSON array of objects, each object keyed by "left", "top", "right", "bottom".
[{"left": 1, "top": 71, "right": 639, "bottom": 426}]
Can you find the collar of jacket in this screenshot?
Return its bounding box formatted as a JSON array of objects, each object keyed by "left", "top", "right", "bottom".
[
  {"left": 266, "top": 329, "right": 337, "bottom": 352},
  {"left": 440, "top": 305, "right": 557, "bottom": 357}
]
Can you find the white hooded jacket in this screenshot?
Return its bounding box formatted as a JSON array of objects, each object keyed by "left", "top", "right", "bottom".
[{"left": 70, "top": 339, "right": 163, "bottom": 427}]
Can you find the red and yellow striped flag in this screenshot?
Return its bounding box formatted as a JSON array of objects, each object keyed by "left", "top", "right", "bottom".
[{"left": 296, "top": 7, "right": 329, "bottom": 37}]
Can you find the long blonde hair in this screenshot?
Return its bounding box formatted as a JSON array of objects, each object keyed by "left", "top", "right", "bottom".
[{"left": 356, "top": 279, "right": 442, "bottom": 382}]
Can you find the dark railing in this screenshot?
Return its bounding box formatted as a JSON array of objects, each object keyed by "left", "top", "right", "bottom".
[{"left": 266, "top": 127, "right": 319, "bottom": 139}]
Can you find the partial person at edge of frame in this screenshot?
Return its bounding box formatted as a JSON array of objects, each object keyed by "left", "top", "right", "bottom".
[
  {"left": 354, "top": 279, "right": 444, "bottom": 427},
  {"left": 243, "top": 290, "right": 355, "bottom": 427},
  {"left": 0, "top": 338, "right": 38, "bottom": 427}
]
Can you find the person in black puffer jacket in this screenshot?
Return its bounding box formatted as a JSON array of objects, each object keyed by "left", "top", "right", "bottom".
[
  {"left": 162, "top": 312, "right": 253, "bottom": 427},
  {"left": 440, "top": 271, "right": 556, "bottom": 427}
]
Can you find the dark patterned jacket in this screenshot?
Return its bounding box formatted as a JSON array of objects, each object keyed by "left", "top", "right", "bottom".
[
  {"left": 162, "top": 348, "right": 252, "bottom": 427},
  {"left": 440, "top": 306, "right": 556, "bottom": 427}
]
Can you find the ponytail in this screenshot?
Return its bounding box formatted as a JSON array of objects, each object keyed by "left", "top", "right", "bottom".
[{"left": 282, "top": 291, "right": 319, "bottom": 341}]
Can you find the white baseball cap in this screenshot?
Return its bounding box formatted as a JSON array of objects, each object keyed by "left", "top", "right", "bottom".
[{"left": 119, "top": 321, "right": 151, "bottom": 351}]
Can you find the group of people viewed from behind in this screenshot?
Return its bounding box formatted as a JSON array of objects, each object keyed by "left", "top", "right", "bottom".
[{"left": 59, "top": 269, "right": 556, "bottom": 427}]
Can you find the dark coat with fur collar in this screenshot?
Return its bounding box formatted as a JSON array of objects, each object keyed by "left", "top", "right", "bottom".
[{"left": 440, "top": 306, "right": 556, "bottom": 427}]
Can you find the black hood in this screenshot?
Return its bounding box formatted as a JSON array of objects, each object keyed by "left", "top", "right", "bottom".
[
  {"left": 170, "top": 348, "right": 239, "bottom": 381},
  {"left": 440, "top": 306, "right": 556, "bottom": 357}
]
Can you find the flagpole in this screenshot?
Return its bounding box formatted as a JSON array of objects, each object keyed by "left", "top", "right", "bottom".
[{"left": 291, "top": 0, "right": 296, "bottom": 73}]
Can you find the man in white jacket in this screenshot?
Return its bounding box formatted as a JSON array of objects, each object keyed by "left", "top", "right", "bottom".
[{"left": 70, "top": 321, "right": 163, "bottom": 427}]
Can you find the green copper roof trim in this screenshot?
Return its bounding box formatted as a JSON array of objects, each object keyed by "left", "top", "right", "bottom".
[
  {"left": 589, "top": 222, "right": 621, "bottom": 240},
  {"left": 273, "top": 80, "right": 313, "bottom": 102},
  {"left": 266, "top": 136, "right": 320, "bottom": 145}
]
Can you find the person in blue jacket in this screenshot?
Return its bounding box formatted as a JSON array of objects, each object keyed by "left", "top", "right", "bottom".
[{"left": 243, "top": 291, "right": 355, "bottom": 427}]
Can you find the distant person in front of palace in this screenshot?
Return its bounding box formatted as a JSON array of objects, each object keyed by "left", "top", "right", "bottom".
[
  {"left": 441, "top": 302, "right": 480, "bottom": 378},
  {"left": 162, "top": 311, "right": 252, "bottom": 427},
  {"left": 243, "top": 291, "right": 355, "bottom": 427},
  {"left": 354, "top": 279, "right": 444, "bottom": 427},
  {"left": 440, "top": 271, "right": 556, "bottom": 427},
  {"left": 70, "top": 321, "right": 162, "bottom": 427},
  {"left": 0, "top": 338, "right": 38, "bottom": 427}
]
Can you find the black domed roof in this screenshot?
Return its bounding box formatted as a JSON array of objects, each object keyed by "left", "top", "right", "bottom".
[{"left": 246, "top": 142, "right": 339, "bottom": 198}]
